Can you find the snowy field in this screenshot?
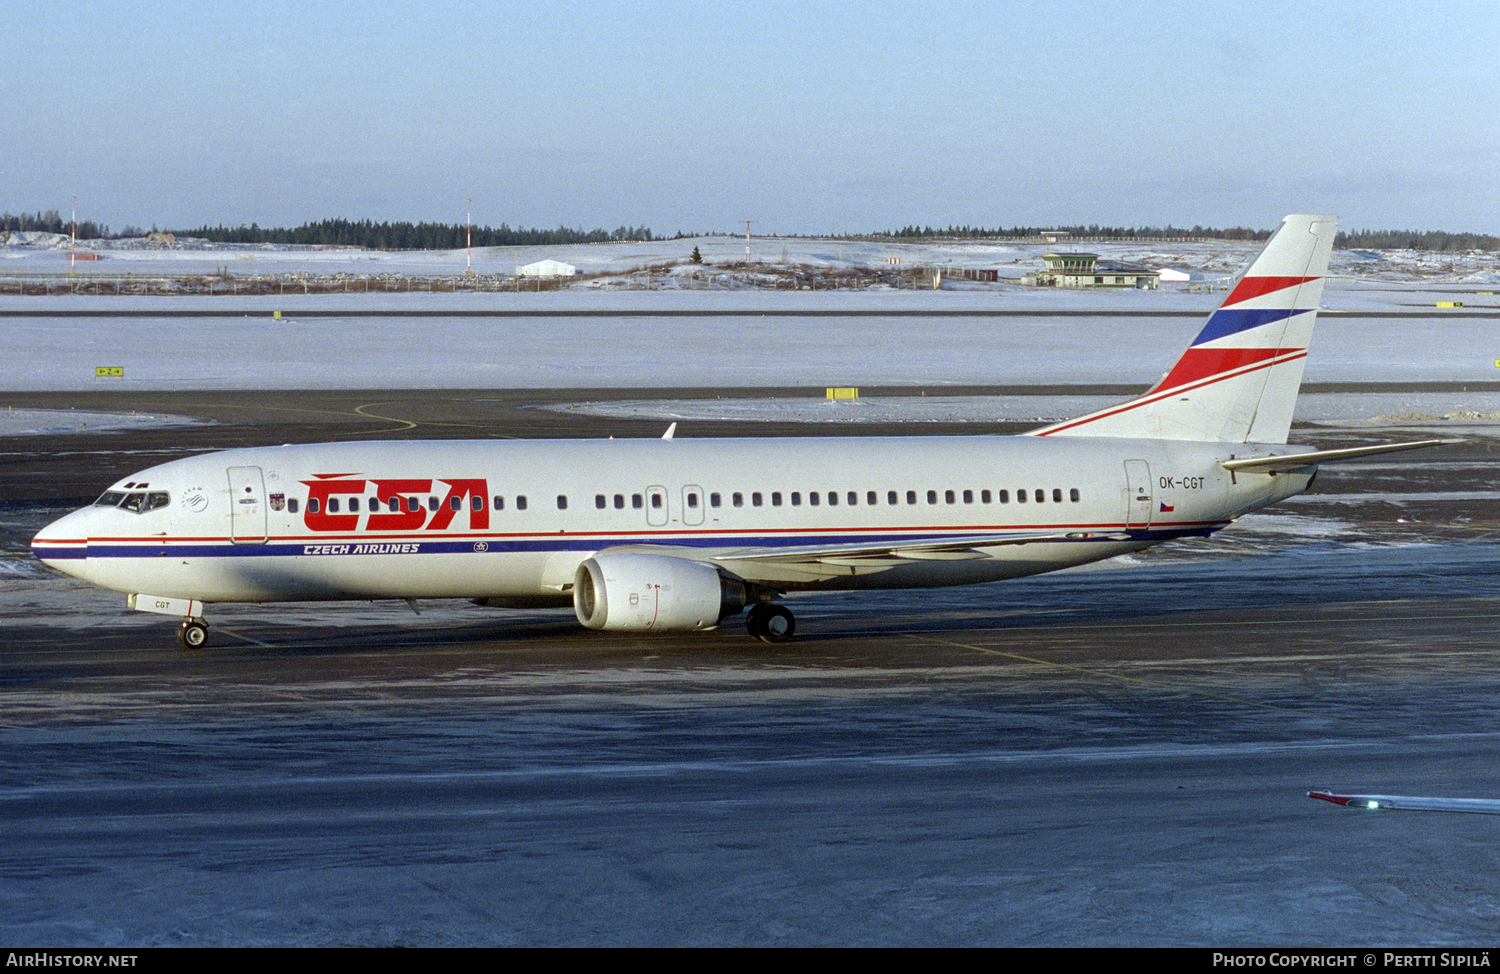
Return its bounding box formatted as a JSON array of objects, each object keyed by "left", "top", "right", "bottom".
[
  {"left": 5, "top": 230, "right": 1500, "bottom": 285},
  {"left": 3, "top": 234, "right": 1497, "bottom": 421}
]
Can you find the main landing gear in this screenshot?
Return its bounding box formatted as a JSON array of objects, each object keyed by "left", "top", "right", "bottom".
[
  {"left": 745, "top": 602, "right": 795, "bottom": 644},
  {"left": 178, "top": 620, "right": 209, "bottom": 650}
]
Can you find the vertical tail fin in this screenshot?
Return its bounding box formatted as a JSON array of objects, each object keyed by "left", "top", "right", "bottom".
[{"left": 1032, "top": 214, "right": 1337, "bottom": 443}]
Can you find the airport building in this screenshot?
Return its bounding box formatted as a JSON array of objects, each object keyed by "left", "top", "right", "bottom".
[
  {"left": 516, "top": 258, "right": 577, "bottom": 278},
  {"left": 1022, "top": 251, "right": 1158, "bottom": 289}
]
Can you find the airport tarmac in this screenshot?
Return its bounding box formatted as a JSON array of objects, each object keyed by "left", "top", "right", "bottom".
[{"left": 3, "top": 387, "right": 1500, "bottom": 946}]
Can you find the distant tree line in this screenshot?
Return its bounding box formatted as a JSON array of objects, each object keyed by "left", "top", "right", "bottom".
[
  {"left": 1, "top": 210, "right": 110, "bottom": 239},
  {"left": 7, "top": 207, "right": 1497, "bottom": 252},
  {"left": 874, "top": 224, "right": 1273, "bottom": 242},
  {"left": 1335, "top": 229, "right": 1500, "bottom": 252},
  {"left": 167, "top": 219, "right": 661, "bottom": 250},
  {"left": 873, "top": 223, "right": 1500, "bottom": 251}
]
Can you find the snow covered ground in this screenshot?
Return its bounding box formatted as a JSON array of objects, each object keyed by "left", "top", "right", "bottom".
[
  {"left": 1, "top": 291, "right": 1495, "bottom": 393},
  {"left": 4, "top": 230, "right": 1500, "bottom": 284},
  {"left": 2, "top": 233, "right": 1496, "bottom": 403}
]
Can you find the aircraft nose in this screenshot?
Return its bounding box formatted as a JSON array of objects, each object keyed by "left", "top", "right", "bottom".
[{"left": 31, "top": 507, "right": 91, "bottom": 574}]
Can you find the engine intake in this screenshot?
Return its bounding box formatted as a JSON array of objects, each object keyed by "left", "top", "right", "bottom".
[{"left": 573, "top": 553, "right": 746, "bottom": 632}]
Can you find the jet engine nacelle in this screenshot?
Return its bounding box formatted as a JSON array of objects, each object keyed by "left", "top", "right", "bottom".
[{"left": 573, "top": 553, "right": 746, "bottom": 632}]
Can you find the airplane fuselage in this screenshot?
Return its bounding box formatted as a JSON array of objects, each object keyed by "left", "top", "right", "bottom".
[{"left": 32, "top": 433, "right": 1313, "bottom": 606}]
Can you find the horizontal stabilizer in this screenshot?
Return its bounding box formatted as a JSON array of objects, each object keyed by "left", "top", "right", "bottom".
[{"left": 1222, "top": 438, "right": 1460, "bottom": 473}]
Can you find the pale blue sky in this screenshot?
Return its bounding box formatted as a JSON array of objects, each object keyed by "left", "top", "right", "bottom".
[{"left": 6, "top": 0, "right": 1497, "bottom": 235}]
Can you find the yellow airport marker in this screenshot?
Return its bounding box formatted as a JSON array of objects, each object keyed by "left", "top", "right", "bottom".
[{"left": 94, "top": 366, "right": 124, "bottom": 378}]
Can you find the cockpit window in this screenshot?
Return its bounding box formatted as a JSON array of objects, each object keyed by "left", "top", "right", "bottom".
[{"left": 95, "top": 490, "right": 170, "bottom": 513}]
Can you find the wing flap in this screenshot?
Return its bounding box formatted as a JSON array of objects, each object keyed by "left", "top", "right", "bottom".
[{"left": 712, "top": 530, "right": 1109, "bottom": 565}]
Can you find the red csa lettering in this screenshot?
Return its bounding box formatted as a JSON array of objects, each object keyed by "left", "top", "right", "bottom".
[
  {"left": 303, "top": 478, "right": 365, "bottom": 531},
  {"left": 425, "top": 479, "right": 490, "bottom": 531},
  {"left": 301, "top": 475, "right": 490, "bottom": 533},
  {"left": 366, "top": 479, "right": 432, "bottom": 531}
]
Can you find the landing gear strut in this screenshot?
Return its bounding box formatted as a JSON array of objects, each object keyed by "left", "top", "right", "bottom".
[
  {"left": 178, "top": 620, "right": 209, "bottom": 650},
  {"left": 745, "top": 602, "right": 795, "bottom": 644}
]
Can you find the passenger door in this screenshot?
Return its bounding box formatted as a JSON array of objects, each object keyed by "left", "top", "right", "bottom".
[
  {"left": 228, "top": 465, "right": 268, "bottom": 543},
  {"left": 1124, "top": 460, "right": 1153, "bottom": 530}
]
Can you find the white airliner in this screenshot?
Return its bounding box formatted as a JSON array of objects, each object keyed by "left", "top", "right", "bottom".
[{"left": 32, "top": 214, "right": 1448, "bottom": 648}]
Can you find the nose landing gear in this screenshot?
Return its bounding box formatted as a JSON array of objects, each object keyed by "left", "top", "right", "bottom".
[{"left": 178, "top": 620, "right": 209, "bottom": 650}]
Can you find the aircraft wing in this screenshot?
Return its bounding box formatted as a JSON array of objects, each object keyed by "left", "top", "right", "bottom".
[
  {"left": 1223, "top": 439, "right": 1460, "bottom": 473},
  {"left": 709, "top": 531, "right": 1118, "bottom": 583},
  {"left": 593, "top": 531, "right": 1116, "bottom": 584},
  {"left": 1309, "top": 790, "right": 1500, "bottom": 815}
]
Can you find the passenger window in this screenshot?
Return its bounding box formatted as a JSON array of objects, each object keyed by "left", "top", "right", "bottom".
[
  {"left": 927, "top": 490, "right": 938, "bottom": 505},
  {"left": 733, "top": 492, "right": 744, "bottom": 508},
  {"left": 887, "top": 491, "right": 898, "bottom": 505},
  {"left": 309, "top": 497, "right": 321, "bottom": 514},
  {"left": 808, "top": 493, "right": 818, "bottom": 506},
  {"left": 450, "top": 496, "right": 462, "bottom": 511},
  {"left": 1016, "top": 490, "right": 1026, "bottom": 504},
  {"left": 710, "top": 493, "right": 721, "bottom": 508},
  {"left": 288, "top": 498, "right": 300, "bottom": 514},
  {"left": 792, "top": 492, "right": 802, "bottom": 506},
  {"left": 867, "top": 491, "right": 877, "bottom": 506},
  {"left": 981, "top": 490, "right": 991, "bottom": 504},
  {"left": 329, "top": 498, "right": 341, "bottom": 513},
  {"left": 772, "top": 492, "right": 782, "bottom": 507},
  {"left": 998, "top": 490, "right": 1009, "bottom": 503},
  {"left": 753, "top": 492, "right": 763, "bottom": 507},
  {"left": 614, "top": 494, "right": 625, "bottom": 509},
  {"left": 517, "top": 496, "right": 528, "bottom": 511},
  {"left": 388, "top": 498, "right": 400, "bottom": 512},
  {"left": 472, "top": 496, "right": 483, "bottom": 512},
  {"left": 350, "top": 497, "right": 361, "bottom": 512},
  {"left": 632, "top": 494, "right": 643, "bottom": 509},
  {"left": 408, "top": 497, "right": 419, "bottom": 513},
  {"left": 906, "top": 490, "right": 917, "bottom": 505},
  {"left": 493, "top": 496, "right": 505, "bottom": 510},
  {"left": 945, "top": 490, "right": 955, "bottom": 504},
  {"left": 557, "top": 495, "right": 568, "bottom": 510},
  {"left": 1035, "top": 489, "right": 1044, "bottom": 503},
  {"left": 650, "top": 494, "right": 661, "bottom": 509},
  {"left": 1053, "top": 489, "right": 1063, "bottom": 502},
  {"left": 1070, "top": 488, "right": 1080, "bottom": 502},
  {"left": 596, "top": 495, "right": 606, "bottom": 510}
]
